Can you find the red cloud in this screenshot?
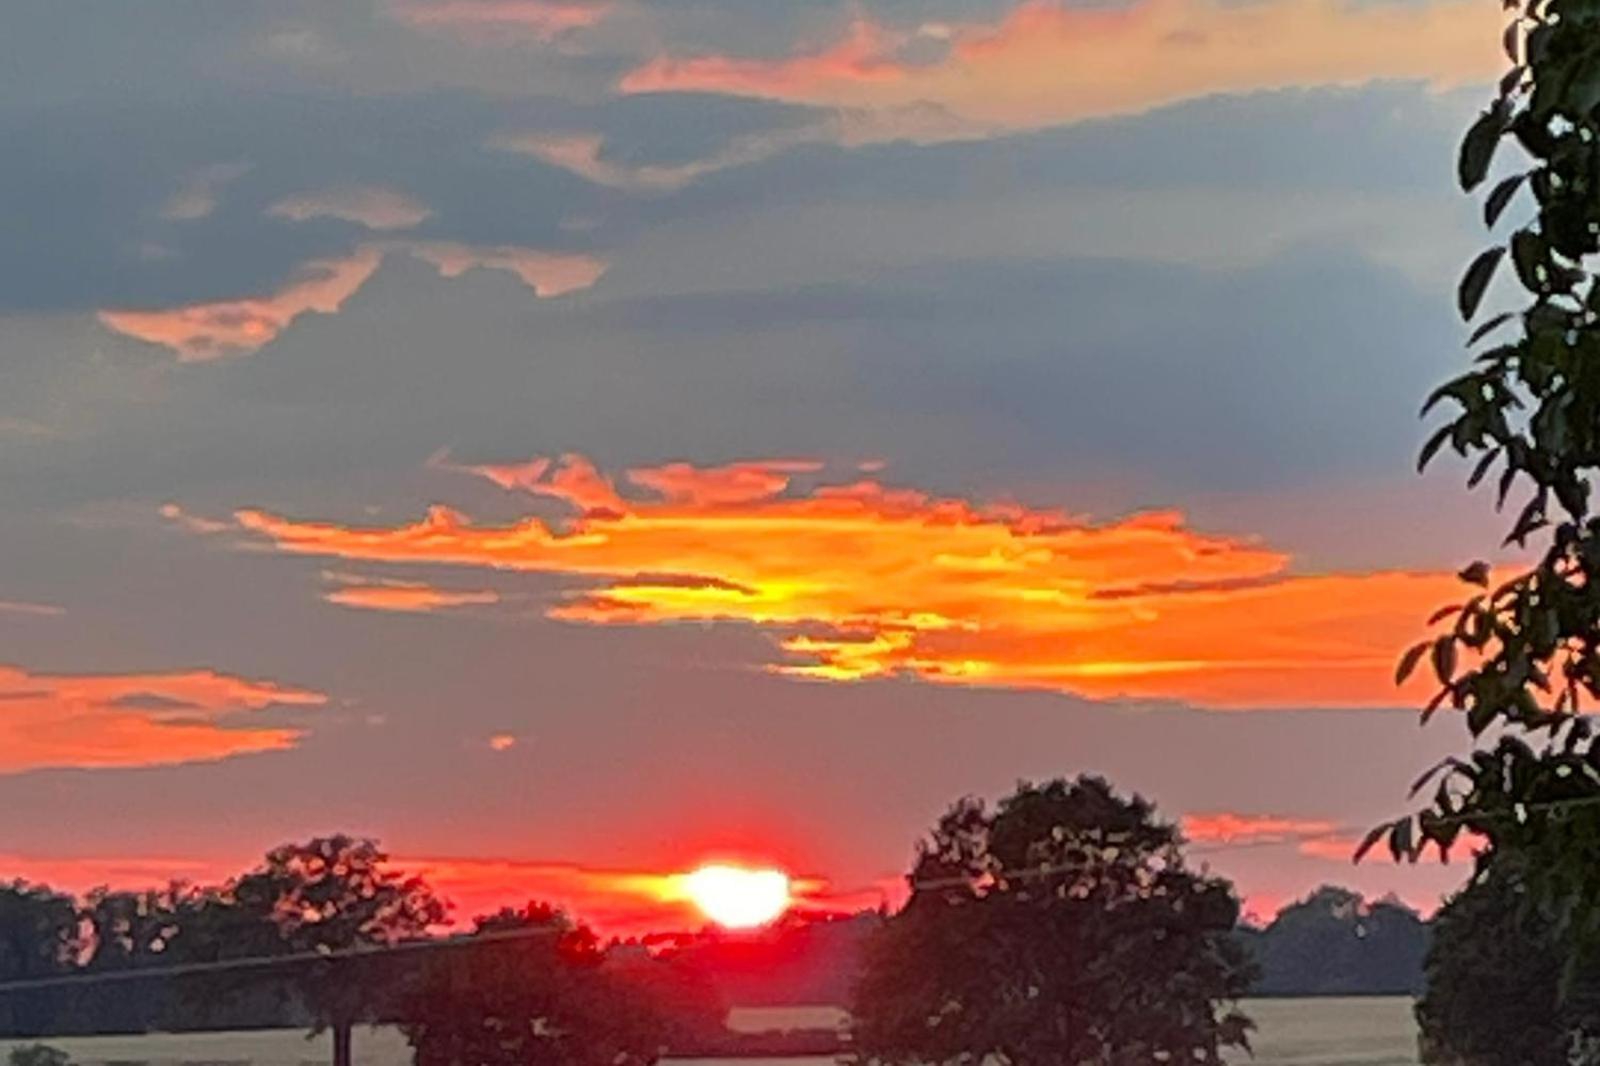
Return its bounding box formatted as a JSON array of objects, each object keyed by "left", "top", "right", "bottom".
[
  {"left": 0, "top": 664, "right": 325, "bottom": 774},
  {"left": 621, "top": 0, "right": 1500, "bottom": 141},
  {"left": 214, "top": 454, "right": 1471, "bottom": 709}
]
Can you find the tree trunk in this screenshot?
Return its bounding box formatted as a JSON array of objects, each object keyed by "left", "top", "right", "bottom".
[{"left": 332, "top": 1020, "right": 353, "bottom": 1066}]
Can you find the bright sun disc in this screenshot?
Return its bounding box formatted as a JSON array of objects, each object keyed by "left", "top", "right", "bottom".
[{"left": 684, "top": 864, "right": 791, "bottom": 928}]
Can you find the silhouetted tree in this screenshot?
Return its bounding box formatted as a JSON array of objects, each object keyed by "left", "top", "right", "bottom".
[
  {"left": 76, "top": 885, "right": 199, "bottom": 1032},
  {"left": 185, "top": 836, "right": 445, "bottom": 1066},
  {"left": 0, "top": 883, "right": 79, "bottom": 1037},
  {"left": 1243, "top": 886, "right": 1429, "bottom": 996},
  {"left": 849, "top": 776, "right": 1255, "bottom": 1066},
  {"left": 400, "top": 902, "right": 669, "bottom": 1066}
]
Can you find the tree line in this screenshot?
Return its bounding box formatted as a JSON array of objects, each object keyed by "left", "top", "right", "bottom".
[
  {"left": 0, "top": 777, "right": 1571, "bottom": 1065},
  {"left": 0, "top": 777, "right": 1260, "bottom": 1065},
  {"left": 0, "top": 835, "right": 724, "bottom": 1066}
]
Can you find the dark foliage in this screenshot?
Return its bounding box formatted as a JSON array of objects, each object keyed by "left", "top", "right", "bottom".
[
  {"left": 1417, "top": 858, "right": 1600, "bottom": 1065},
  {"left": 1375, "top": 0, "right": 1600, "bottom": 961},
  {"left": 646, "top": 911, "right": 873, "bottom": 1007},
  {"left": 0, "top": 884, "right": 78, "bottom": 1036},
  {"left": 849, "top": 776, "right": 1256, "bottom": 1066},
  {"left": 399, "top": 903, "right": 672, "bottom": 1066}
]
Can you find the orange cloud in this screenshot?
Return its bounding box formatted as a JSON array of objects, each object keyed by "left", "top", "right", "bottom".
[
  {"left": 321, "top": 570, "right": 501, "bottom": 613},
  {"left": 268, "top": 186, "right": 432, "bottom": 231},
  {"left": 1182, "top": 812, "right": 1342, "bottom": 845},
  {"left": 621, "top": 0, "right": 1500, "bottom": 141},
  {"left": 99, "top": 243, "right": 606, "bottom": 359},
  {"left": 0, "top": 664, "right": 325, "bottom": 774},
  {"left": 392, "top": 0, "right": 610, "bottom": 40},
  {"left": 215, "top": 454, "right": 1467, "bottom": 709}
]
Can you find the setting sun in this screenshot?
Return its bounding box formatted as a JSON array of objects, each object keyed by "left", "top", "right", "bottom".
[{"left": 683, "top": 864, "right": 792, "bottom": 929}]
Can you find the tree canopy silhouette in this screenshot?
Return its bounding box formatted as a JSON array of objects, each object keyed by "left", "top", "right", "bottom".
[
  {"left": 1373, "top": 0, "right": 1600, "bottom": 957},
  {"left": 0, "top": 884, "right": 77, "bottom": 1037},
  {"left": 400, "top": 902, "right": 673, "bottom": 1066},
  {"left": 848, "top": 776, "right": 1255, "bottom": 1066},
  {"left": 1416, "top": 851, "right": 1600, "bottom": 1064}
]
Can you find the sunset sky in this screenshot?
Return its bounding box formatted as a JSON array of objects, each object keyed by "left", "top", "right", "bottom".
[{"left": 0, "top": 0, "right": 1512, "bottom": 932}]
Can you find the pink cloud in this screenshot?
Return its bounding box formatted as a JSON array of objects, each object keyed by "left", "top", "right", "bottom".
[
  {"left": 441, "top": 452, "right": 627, "bottom": 515},
  {"left": 391, "top": 0, "right": 611, "bottom": 41},
  {"left": 161, "top": 162, "right": 252, "bottom": 222},
  {"left": 621, "top": 0, "right": 1500, "bottom": 142},
  {"left": 268, "top": 186, "right": 432, "bottom": 231},
  {"left": 99, "top": 243, "right": 606, "bottom": 359},
  {"left": 99, "top": 249, "right": 385, "bottom": 361},
  {"left": 404, "top": 241, "right": 607, "bottom": 297},
  {"left": 627, "top": 459, "right": 823, "bottom": 506},
  {"left": 0, "top": 600, "right": 64, "bottom": 618}
]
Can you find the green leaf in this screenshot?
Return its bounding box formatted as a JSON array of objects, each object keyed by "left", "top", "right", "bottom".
[
  {"left": 1484, "top": 172, "right": 1527, "bottom": 227},
  {"left": 1571, "top": 63, "right": 1600, "bottom": 115},
  {"left": 1389, "top": 818, "right": 1415, "bottom": 862},
  {"left": 1460, "top": 103, "right": 1510, "bottom": 191},
  {"left": 1468, "top": 311, "right": 1516, "bottom": 346},
  {"left": 1502, "top": 18, "right": 1520, "bottom": 62},
  {"left": 1397, "top": 641, "right": 1430, "bottom": 685},
  {"left": 1433, "top": 636, "right": 1458, "bottom": 684},
  {"left": 1459, "top": 247, "right": 1506, "bottom": 320},
  {"left": 1459, "top": 560, "right": 1492, "bottom": 586},
  {"left": 1510, "top": 230, "right": 1550, "bottom": 292},
  {"left": 1352, "top": 823, "right": 1391, "bottom": 864},
  {"left": 1419, "top": 424, "right": 1454, "bottom": 472},
  {"left": 1468, "top": 448, "right": 1501, "bottom": 489}
]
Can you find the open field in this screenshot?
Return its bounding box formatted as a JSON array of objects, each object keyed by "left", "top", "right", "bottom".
[{"left": 0, "top": 997, "right": 1419, "bottom": 1066}]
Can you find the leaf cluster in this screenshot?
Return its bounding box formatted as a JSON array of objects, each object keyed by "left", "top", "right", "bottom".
[{"left": 1383, "top": 0, "right": 1600, "bottom": 948}]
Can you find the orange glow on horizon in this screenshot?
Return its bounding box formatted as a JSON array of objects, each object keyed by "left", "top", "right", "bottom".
[{"left": 214, "top": 453, "right": 1474, "bottom": 709}]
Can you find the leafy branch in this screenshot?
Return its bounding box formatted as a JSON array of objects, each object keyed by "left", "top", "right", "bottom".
[{"left": 1372, "top": 0, "right": 1600, "bottom": 944}]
